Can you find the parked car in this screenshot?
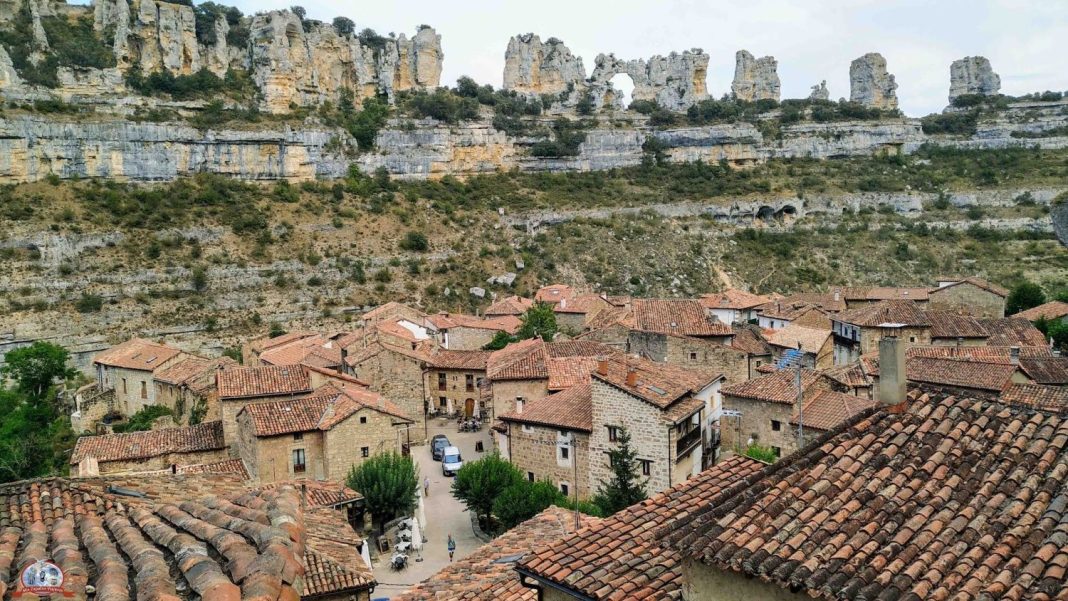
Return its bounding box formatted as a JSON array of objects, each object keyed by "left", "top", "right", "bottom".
[
  {"left": 430, "top": 435, "right": 450, "bottom": 461},
  {"left": 441, "top": 446, "right": 463, "bottom": 476}
]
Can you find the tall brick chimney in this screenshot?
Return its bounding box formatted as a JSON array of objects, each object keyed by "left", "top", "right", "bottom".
[
  {"left": 625, "top": 367, "right": 638, "bottom": 388},
  {"left": 596, "top": 356, "right": 608, "bottom": 376},
  {"left": 1009, "top": 346, "right": 1020, "bottom": 365},
  {"left": 878, "top": 336, "right": 907, "bottom": 411}
]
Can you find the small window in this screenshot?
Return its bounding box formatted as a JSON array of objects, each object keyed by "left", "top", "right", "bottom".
[
  {"left": 560, "top": 483, "right": 569, "bottom": 496},
  {"left": 292, "top": 449, "right": 306, "bottom": 473},
  {"left": 772, "top": 446, "right": 782, "bottom": 457},
  {"left": 439, "top": 396, "right": 448, "bottom": 408},
  {"left": 909, "top": 336, "right": 916, "bottom": 343},
  {"left": 361, "top": 447, "right": 369, "bottom": 458},
  {"left": 608, "top": 453, "right": 616, "bottom": 468},
  {"left": 561, "top": 446, "right": 570, "bottom": 460},
  {"left": 527, "top": 472, "right": 535, "bottom": 482},
  {"left": 607, "top": 426, "right": 620, "bottom": 442},
  {"left": 122, "top": 378, "right": 128, "bottom": 394},
  {"left": 522, "top": 424, "right": 533, "bottom": 433},
  {"left": 755, "top": 360, "right": 763, "bottom": 367},
  {"left": 359, "top": 416, "right": 367, "bottom": 424},
  {"left": 771, "top": 420, "right": 781, "bottom": 432},
  {"left": 465, "top": 374, "right": 475, "bottom": 392},
  {"left": 293, "top": 433, "right": 303, "bottom": 441},
  {"left": 140, "top": 381, "right": 147, "bottom": 400},
  {"left": 689, "top": 352, "right": 698, "bottom": 361},
  {"left": 438, "top": 373, "right": 447, "bottom": 391},
  {"left": 641, "top": 459, "right": 652, "bottom": 476}
]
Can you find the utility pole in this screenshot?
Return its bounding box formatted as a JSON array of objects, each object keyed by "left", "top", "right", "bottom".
[
  {"left": 796, "top": 341, "right": 804, "bottom": 450},
  {"left": 570, "top": 433, "right": 580, "bottom": 530}
]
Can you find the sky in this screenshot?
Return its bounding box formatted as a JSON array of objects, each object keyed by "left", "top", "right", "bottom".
[{"left": 80, "top": 0, "right": 1067, "bottom": 116}]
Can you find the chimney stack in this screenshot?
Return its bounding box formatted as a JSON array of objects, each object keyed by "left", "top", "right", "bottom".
[
  {"left": 1009, "top": 346, "right": 1020, "bottom": 365},
  {"left": 300, "top": 483, "right": 307, "bottom": 509},
  {"left": 625, "top": 368, "right": 638, "bottom": 388},
  {"left": 596, "top": 356, "right": 608, "bottom": 376},
  {"left": 878, "top": 336, "right": 907, "bottom": 411},
  {"left": 339, "top": 347, "right": 348, "bottom": 374}
]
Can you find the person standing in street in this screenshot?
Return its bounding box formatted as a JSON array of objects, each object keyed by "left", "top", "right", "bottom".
[
  {"left": 447, "top": 534, "right": 455, "bottom": 562},
  {"left": 424, "top": 476, "right": 430, "bottom": 497}
]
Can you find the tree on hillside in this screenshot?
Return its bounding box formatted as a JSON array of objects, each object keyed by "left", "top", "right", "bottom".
[
  {"left": 2, "top": 341, "right": 76, "bottom": 401},
  {"left": 346, "top": 452, "right": 419, "bottom": 531},
  {"left": 451, "top": 453, "right": 522, "bottom": 528},
  {"left": 517, "top": 302, "right": 558, "bottom": 341},
  {"left": 492, "top": 479, "right": 566, "bottom": 531},
  {"left": 592, "top": 427, "right": 647, "bottom": 516},
  {"left": 332, "top": 16, "right": 355, "bottom": 37},
  {"left": 1007, "top": 281, "right": 1046, "bottom": 315}
]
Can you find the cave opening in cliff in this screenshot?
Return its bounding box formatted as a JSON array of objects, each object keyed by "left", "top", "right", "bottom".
[{"left": 608, "top": 73, "right": 635, "bottom": 110}]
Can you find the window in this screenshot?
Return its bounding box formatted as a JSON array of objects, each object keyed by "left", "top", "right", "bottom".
[
  {"left": 909, "top": 336, "right": 917, "bottom": 343},
  {"left": 640, "top": 459, "right": 652, "bottom": 476},
  {"left": 359, "top": 416, "right": 367, "bottom": 424},
  {"left": 607, "top": 453, "right": 616, "bottom": 468},
  {"left": 293, "top": 433, "right": 303, "bottom": 441},
  {"left": 140, "top": 381, "right": 147, "bottom": 400},
  {"left": 292, "top": 449, "right": 306, "bottom": 473},
  {"left": 361, "top": 447, "right": 369, "bottom": 458},
  {"left": 607, "top": 426, "right": 620, "bottom": 442},
  {"left": 465, "top": 374, "right": 475, "bottom": 392},
  {"left": 689, "top": 352, "right": 698, "bottom": 361},
  {"left": 772, "top": 446, "right": 782, "bottom": 457},
  {"left": 560, "top": 483, "right": 569, "bottom": 496},
  {"left": 438, "top": 373, "right": 447, "bottom": 391},
  {"left": 439, "top": 396, "right": 448, "bottom": 408},
  {"left": 527, "top": 472, "right": 535, "bottom": 482},
  {"left": 122, "top": 378, "right": 127, "bottom": 394},
  {"left": 771, "top": 420, "right": 781, "bottom": 432},
  {"left": 561, "top": 446, "right": 569, "bottom": 460},
  {"left": 522, "top": 424, "right": 533, "bottom": 433},
  {"left": 516, "top": 397, "right": 525, "bottom": 413}
]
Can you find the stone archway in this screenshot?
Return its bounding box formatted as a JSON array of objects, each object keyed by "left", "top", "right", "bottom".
[{"left": 607, "top": 73, "right": 635, "bottom": 110}]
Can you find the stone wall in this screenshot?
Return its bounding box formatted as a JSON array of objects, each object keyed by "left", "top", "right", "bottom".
[
  {"left": 239, "top": 424, "right": 327, "bottom": 482},
  {"left": 489, "top": 378, "right": 548, "bottom": 423},
  {"left": 424, "top": 368, "right": 484, "bottom": 416},
  {"left": 928, "top": 283, "right": 1006, "bottom": 318},
  {"left": 443, "top": 327, "right": 496, "bottom": 351},
  {"left": 95, "top": 447, "right": 229, "bottom": 476},
  {"left": 628, "top": 331, "right": 750, "bottom": 386},
  {"left": 681, "top": 558, "right": 809, "bottom": 601},
  {"left": 221, "top": 393, "right": 305, "bottom": 449},
  {"left": 347, "top": 348, "right": 427, "bottom": 442},
  {"left": 505, "top": 422, "right": 591, "bottom": 499},
  {"left": 720, "top": 394, "right": 796, "bottom": 457},
  {"left": 323, "top": 408, "right": 403, "bottom": 481}
]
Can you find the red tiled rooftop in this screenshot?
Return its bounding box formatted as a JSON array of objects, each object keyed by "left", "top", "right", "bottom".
[
  {"left": 592, "top": 355, "right": 721, "bottom": 409},
  {"left": 722, "top": 368, "right": 822, "bottom": 404},
  {"left": 633, "top": 298, "right": 732, "bottom": 337},
  {"left": 789, "top": 388, "right": 877, "bottom": 432},
  {"left": 217, "top": 364, "right": 312, "bottom": 399},
  {"left": 977, "top": 316, "right": 1050, "bottom": 347},
  {"left": 426, "top": 349, "right": 491, "bottom": 371},
  {"left": 240, "top": 382, "right": 411, "bottom": 436},
  {"left": 933, "top": 276, "right": 1010, "bottom": 298},
  {"left": 93, "top": 338, "right": 182, "bottom": 371},
  {"left": 1015, "top": 300, "right": 1068, "bottom": 321},
  {"left": 835, "top": 299, "right": 931, "bottom": 328},
  {"left": 925, "top": 310, "right": 990, "bottom": 339},
  {"left": 766, "top": 324, "right": 832, "bottom": 353},
  {"left": 484, "top": 295, "right": 535, "bottom": 316},
  {"left": 700, "top": 288, "right": 771, "bottom": 310},
  {"left": 498, "top": 384, "right": 593, "bottom": 432},
  {"left": 70, "top": 421, "right": 226, "bottom": 464}
]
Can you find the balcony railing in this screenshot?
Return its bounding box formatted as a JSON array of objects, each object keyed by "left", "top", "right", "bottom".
[{"left": 676, "top": 426, "right": 702, "bottom": 457}]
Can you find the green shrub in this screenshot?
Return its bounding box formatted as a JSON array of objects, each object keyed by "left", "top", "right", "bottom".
[
  {"left": 399, "top": 231, "right": 429, "bottom": 252},
  {"left": 530, "top": 118, "right": 587, "bottom": 157},
  {"left": 921, "top": 111, "right": 979, "bottom": 136},
  {"left": 744, "top": 443, "right": 778, "bottom": 463},
  {"left": 75, "top": 293, "right": 103, "bottom": 313},
  {"left": 113, "top": 405, "right": 175, "bottom": 433}
]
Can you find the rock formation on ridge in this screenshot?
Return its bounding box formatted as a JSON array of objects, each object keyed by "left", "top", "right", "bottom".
[
  {"left": 850, "top": 52, "right": 898, "bottom": 110},
  {"left": 949, "top": 56, "right": 1001, "bottom": 102},
  {"left": 502, "top": 33, "right": 586, "bottom": 96},
  {"left": 731, "top": 50, "right": 780, "bottom": 102},
  {"left": 809, "top": 80, "right": 829, "bottom": 101},
  {"left": 588, "top": 50, "right": 709, "bottom": 111}
]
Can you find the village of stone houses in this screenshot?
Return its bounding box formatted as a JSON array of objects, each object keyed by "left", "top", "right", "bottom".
[{"left": 2, "top": 0, "right": 1068, "bottom": 600}]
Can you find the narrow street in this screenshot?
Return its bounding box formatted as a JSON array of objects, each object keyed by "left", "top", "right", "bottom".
[{"left": 370, "top": 418, "right": 493, "bottom": 598}]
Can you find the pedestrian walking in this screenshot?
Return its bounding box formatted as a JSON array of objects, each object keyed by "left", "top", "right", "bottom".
[
  {"left": 424, "top": 476, "right": 430, "bottom": 497},
  {"left": 447, "top": 534, "right": 455, "bottom": 562}
]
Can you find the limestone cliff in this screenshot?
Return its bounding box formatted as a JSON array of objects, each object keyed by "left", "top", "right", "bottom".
[
  {"left": 809, "top": 80, "right": 829, "bottom": 101},
  {"left": 589, "top": 50, "right": 709, "bottom": 111},
  {"left": 502, "top": 33, "right": 586, "bottom": 96},
  {"left": 731, "top": 50, "right": 780, "bottom": 102},
  {"left": 850, "top": 52, "right": 898, "bottom": 110},
  {"left": 949, "top": 56, "right": 1000, "bottom": 103}
]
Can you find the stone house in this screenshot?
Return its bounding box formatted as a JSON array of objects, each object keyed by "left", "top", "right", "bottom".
[
  {"left": 699, "top": 289, "right": 770, "bottom": 325},
  {"left": 484, "top": 339, "right": 615, "bottom": 422},
  {"left": 588, "top": 356, "right": 723, "bottom": 495},
  {"left": 929, "top": 276, "right": 1008, "bottom": 317},
  {"left": 835, "top": 286, "right": 931, "bottom": 309},
  {"left": 153, "top": 355, "right": 235, "bottom": 424},
  {"left": 234, "top": 381, "right": 413, "bottom": 483},
  {"left": 628, "top": 329, "right": 750, "bottom": 386},
  {"left": 423, "top": 349, "right": 490, "bottom": 417},
  {"left": 425, "top": 312, "right": 521, "bottom": 350},
  {"left": 553, "top": 293, "right": 611, "bottom": 333},
  {"left": 926, "top": 310, "right": 992, "bottom": 346},
  {"left": 241, "top": 330, "right": 316, "bottom": 365},
  {"left": 496, "top": 383, "right": 593, "bottom": 499},
  {"left": 766, "top": 324, "right": 834, "bottom": 369},
  {"left": 93, "top": 338, "right": 184, "bottom": 417},
  {"left": 831, "top": 300, "right": 932, "bottom": 364},
  {"left": 535, "top": 283, "right": 575, "bottom": 306},
  {"left": 344, "top": 338, "right": 432, "bottom": 442},
  {"left": 70, "top": 420, "right": 228, "bottom": 476},
  {"left": 257, "top": 334, "right": 344, "bottom": 370},
  {"left": 730, "top": 324, "right": 776, "bottom": 379},
  {"left": 720, "top": 368, "right": 833, "bottom": 457},
  {"left": 484, "top": 294, "right": 534, "bottom": 317},
  {"left": 756, "top": 300, "right": 833, "bottom": 331},
  {"left": 217, "top": 364, "right": 314, "bottom": 446}
]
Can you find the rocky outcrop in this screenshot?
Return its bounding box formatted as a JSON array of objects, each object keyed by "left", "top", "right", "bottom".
[
  {"left": 0, "top": 45, "right": 21, "bottom": 90},
  {"left": 377, "top": 26, "right": 443, "bottom": 101},
  {"left": 1053, "top": 198, "right": 1068, "bottom": 248},
  {"left": 589, "top": 50, "right": 709, "bottom": 111},
  {"left": 809, "top": 80, "right": 829, "bottom": 101},
  {"left": 850, "top": 52, "right": 898, "bottom": 110},
  {"left": 502, "top": 34, "right": 586, "bottom": 96},
  {"left": 731, "top": 50, "right": 780, "bottom": 102},
  {"left": 949, "top": 56, "right": 1000, "bottom": 102},
  {"left": 94, "top": 0, "right": 203, "bottom": 75}
]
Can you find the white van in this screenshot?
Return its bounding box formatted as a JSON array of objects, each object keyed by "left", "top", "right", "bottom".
[{"left": 441, "top": 446, "right": 463, "bottom": 476}]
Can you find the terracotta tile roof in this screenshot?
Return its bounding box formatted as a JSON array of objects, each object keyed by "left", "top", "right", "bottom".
[
  {"left": 820, "top": 362, "right": 874, "bottom": 389},
  {"left": 700, "top": 289, "right": 771, "bottom": 310},
  {"left": 499, "top": 384, "right": 593, "bottom": 431},
  {"left": 518, "top": 456, "right": 764, "bottom": 600},
  {"left": 584, "top": 305, "right": 633, "bottom": 331},
  {"left": 362, "top": 301, "right": 425, "bottom": 323},
  {"left": 905, "top": 345, "right": 1052, "bottom": 361},
  {"left": 426, "top": 349, "right": 491, "bottom": 370},
  {"left": 867, "top": 355, "right": 1023, "bottom": 393},
  {"left": 926, "top": 310, "right": 990, "bottom": 339},
  {"left": 253, "top": 331, "right": 316, "bottom": 353},
  {"left": 546, "top": 356, "right": 601, "bottom": 390},
  {"left": 486, "top": 339, "right": 615, "bottom": 385},
  {"left": 93, "top": 337, "right": 182, "bottom": 371},
  {"left": 731, "top": 324, "right": 773, "bottom": 356},
  {"left": 70, "top": 421, "right": 226, "bottom": 464},
  {"left": 486, "top": 338, "right": 546, "bottom": 380},
  {"left": 554, "top": 293, "right": 607, "bottom": 314},
  {"left": 253, "top": 479, "right": 363, "bottom": 508},
  {"left": 789, "top": 389, "right": 877, "bottom": 432},
  {"left": 134, "top": 459, "right": 251, "bottom": 479},
  {"left": 663, "top": 391, "right": 1068, "bottom": 601},
  {"left": 632, "top": 298, "right": 732, "bottom": 337},
  {"left": 757, "top": 300, "right": 830, "bottom": 321},
  {"left": 593, "top": 355, "right": 721, "bottom": 409},
  {"left": 766, "top": 324, "right": 832, "bottom": 353},
  {"left": 773, "top": 293, "right": 847, "bottom": 313},
  {"left": 977, "top": 316, "right": 1050, "bottom": 347},
  {"left": 153, "top": 354, "right": 234, "bottom": 386},
  {"left": 217, "top": 364, "right": 312, "bottom": 399},
  {"left": 835, "top": 299, "right": 931, "bottom": 328},
  {"left": 259, "top": 335, "right": 343, "bottom": 369},
  {"left": 933, "top": 276, "right": 1010, "bottom": 297},
  {"left": 1016, "top": 300, "right": 1068, "bottom": 321},
  {"left": 376, "top": 319, "right": 426, "bottom": 343},
  {"left": 398, "top": 506, "right": 596, "bottom": 601},
  {"left": 427, "top": 313, "right": 521, "bottom": 333},
  {"left": 345, "top": 339, "right": 434, "bottom": 366},
  {"left": 722, "top": 369, "right": 822, "bottom": 404},
  {"left": 1018, "top": 357, "right": 1068, "bottom": 385},
  {"left": 1000, "top": 383, "right": 1068, "bottom": 411},
  {"left": 241, "top": 382, "right": 412, "bottom": 436},
  {"left": 534, "top": 284, "right": 574, "bottom": 305},
  {"left": 484, "top": 295, "right": 534, "bottom": 316}
]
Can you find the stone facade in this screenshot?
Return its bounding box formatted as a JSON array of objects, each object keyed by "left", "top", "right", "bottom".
[
  {"left": 850, "top": 52, "right": 898, "bottom": 110},
  {"left": 95, "top": 447, "right": 229, "bottom": 476},
  {"left": 588, "top": 379, "right": 704, "bottom": 495},
  {"left": 928, "top": 282, "right": 1006, "bottom": 318},
  {"left": 154, "top": 380, "right": 218, "bottom": 424},
  {"left": 101, "top": 364, "right": 166, "bottom": 416},
  {"left": 220, "top": 392, "right": 305, "bottom": 450},
  {"left": 441, "top": 326, "right": 497, "bottom": 351},
  {"left": 721, "top": 394, "right": 796, "bottom": 458},
  {"left": 681, "top": 558, "right": 809, "bottom": 601},
  {"left": 489, "top": 378, "right": 549, "bottom": 423},
  {"left": 424, "top": 367, "right": 484, "bottom": 417},
  {"left": 628, "top": 331, "right": 749, "bottom": 386},
  {"left": 504, "top": 423, "right": 591, "bottom": 499},
  {"left": 347, "top": 346, "right": 427, "bottom": 442}
]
